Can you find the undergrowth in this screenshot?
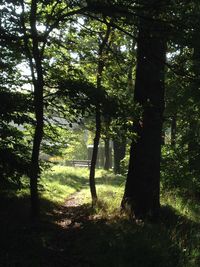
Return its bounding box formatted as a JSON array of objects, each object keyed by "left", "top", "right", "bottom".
[{"left": 1, "top": 166, "right": 200, "bottom": 267}]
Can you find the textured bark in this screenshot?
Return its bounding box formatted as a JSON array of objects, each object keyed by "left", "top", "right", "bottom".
[
  {"left": 113, "top": 138, "right": 126, "bottom": 174},
  {"left": 122, "top": 19, "right": 167, "bottom": 218}
]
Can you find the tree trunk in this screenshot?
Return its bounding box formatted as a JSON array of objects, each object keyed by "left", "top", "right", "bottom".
[
  {"left": 89, "top": 106, "right": 100, "bottom": 203},
  {"left": 122, "top": 18, "right": 167, "bottom": 218},
  {"left": 30, "top": 82, "right": 43, "bottom": 218},
  {"left": 29, "top": 0, "right": 44, "bottom": 219},
  {"left": 104, "top": 138, "right": 110, "bottom": 170},
  {"left": 89, "top": 23, "right": 111, "bottom": 204},
  {"left": 113, "top": 138, "right": 126, "bottom": 174}
]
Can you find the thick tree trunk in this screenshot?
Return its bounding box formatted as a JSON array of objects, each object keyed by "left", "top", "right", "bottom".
[
  {"left": 122, "top": 19, "right": 167, "bottom": 218},
  {"left": 113, "top": 138, "right": 126, "bottom": 174}
]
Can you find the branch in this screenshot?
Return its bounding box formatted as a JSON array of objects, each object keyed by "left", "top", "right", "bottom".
[{"left": 84, "top": 13, "right": 137, "bottom": 40}]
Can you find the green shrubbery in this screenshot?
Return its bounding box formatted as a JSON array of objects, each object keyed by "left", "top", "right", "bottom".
[{"left": 161, "top": 145, "right": 200, "bottom": 201}]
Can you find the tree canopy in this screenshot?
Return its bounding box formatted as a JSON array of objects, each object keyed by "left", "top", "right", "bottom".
[{"left": 1, "top": 0, "right": 200, "bottom": 220}]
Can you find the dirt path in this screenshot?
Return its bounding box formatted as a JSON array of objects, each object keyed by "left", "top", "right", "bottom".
[{"left": 53, "top": 191, "right": 95, "bottom": 229}]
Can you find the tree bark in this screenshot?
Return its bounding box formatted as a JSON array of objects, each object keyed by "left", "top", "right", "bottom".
[
  {"left": 29, "top": 0, "right": 44, "bottom": 219},
  {"left": 104, "top": 138, "right": 110, "bottom": 170},
  {"left": 122, "top": 18, "right": 167, "bottom": 218},
  {"left": 89, "top": 23, "right": 111, "bottom": 204},
  {"left": 30, "top": 86, "right": 43, "bottom": 218},
  {"left": 89, "top": 106, "right": 100, "bottom": 203}
]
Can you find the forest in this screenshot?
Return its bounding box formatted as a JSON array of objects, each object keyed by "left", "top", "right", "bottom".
[{"left": 0, "top": 0, "right": 200, "bottom": 266}]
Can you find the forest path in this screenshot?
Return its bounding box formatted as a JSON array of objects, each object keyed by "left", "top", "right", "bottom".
[
  {"left": 53, "top": 191, "right": 99, "bottom": 229},
  {"left": 42, "top": 192, "right": 110, "bottom": 267}
]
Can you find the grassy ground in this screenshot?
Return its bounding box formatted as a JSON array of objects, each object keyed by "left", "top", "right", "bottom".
[{"left": 0, "top": 166, "right": 200, "bottom": 267}]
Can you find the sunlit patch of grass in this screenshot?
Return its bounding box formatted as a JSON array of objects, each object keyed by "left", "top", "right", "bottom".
[
  {"left": 40, "top": 181, "right": 75, "bottom": 203},
  {"left": 13, "top": 166, "right": 90, "bottom": 204},
  {"left": 160, "top": 189, "right": 200, "bottom": 222},
  {"left": 39, "top": 166, "right": 126, "bottom": 208},
  {"left": 40, "top": 165, "right": 90, "bottom": 203},
  {"left": 95, "top": 184, "right": 124, "bottom": 216},
  {"left": 49, "top": 165, "right": 90, "bottom": 177},
  {"left": 160, "top": 188, "right": 200, "bottom": 267}
]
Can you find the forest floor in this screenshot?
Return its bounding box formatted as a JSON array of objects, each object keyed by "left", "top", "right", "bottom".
[{"left": 0, "top": 166, "right": 200, "bottom": 267}]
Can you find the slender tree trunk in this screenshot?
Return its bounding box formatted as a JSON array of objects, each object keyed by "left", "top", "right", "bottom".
[
  {"left": 122, "top": 18, "right": 167, "bottom": 218},
  {"left": 113, "top": 138, "right": 126, "bottom": 174},
  {"left": 30, "top": 81, "right": 44, "bottom": 218},
  {"left": 89, "top": 24, "right": 111, "bottom": 204},
  {"left": 89, "top": 106, "right": 100, "bottom": 203},
  {"left": 29, "top": 0, "right": 44, "bottom": 218},
  {"left": 104, "top": 138, "right": 110, "bottom": 170}
]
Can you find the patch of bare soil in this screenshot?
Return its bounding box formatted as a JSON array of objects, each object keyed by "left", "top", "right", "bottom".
[{"left": 53, "top": 192, "right": 94, "bottom": 229}]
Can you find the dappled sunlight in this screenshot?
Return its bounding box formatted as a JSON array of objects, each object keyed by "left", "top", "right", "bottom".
[
  {"left": 0, "top": 194, "right": 189, "bottom": 267},
  {"left": 1, "top": 166, "right": 200, "bottom": 266},
  {"left": 2, "top": 0, "right": 200, "bottom": 266}
]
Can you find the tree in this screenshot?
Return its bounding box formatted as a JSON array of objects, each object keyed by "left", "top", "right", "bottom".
[
  {"left": 122, "top": 10, "right": 168, "bottom": 218},
  {"left": 18, "top": 0, "right": 87, "bottom": 218}
]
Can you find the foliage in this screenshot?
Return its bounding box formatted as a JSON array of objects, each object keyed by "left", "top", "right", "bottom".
[
  {"left": 1, "top": 0, "right": 200, "bottom": 264},
  {"left": 0, "top": 7, "right": 32, "bottom": 188},
  {"left": 161, "top": 145, "right": 200, "bottom": 204}
]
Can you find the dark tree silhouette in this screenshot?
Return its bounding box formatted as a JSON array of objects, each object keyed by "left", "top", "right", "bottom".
[{"left": 122, "top": 17, "right": 167, "bottom": 218}]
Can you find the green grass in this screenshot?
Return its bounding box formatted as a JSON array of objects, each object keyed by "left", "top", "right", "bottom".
[
  {"left": 1, "top": 166, "right": 200, "bottom": 267},
  {"left": 41, "top": 166, "right": 200, "bottom": 267},
  {"left": 40, "top": 166, "right": 125, "bottom": 210},
  {"left": 40, "top": 165, "right": 89, "bottom": 203},
  {"left": 160, "top": 188, "right": 200, "bottom": 267}
]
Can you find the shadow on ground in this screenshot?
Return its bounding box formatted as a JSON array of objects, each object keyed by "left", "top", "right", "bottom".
[{"left": 0, "top": 194, "right": 199, "bottom": 267}]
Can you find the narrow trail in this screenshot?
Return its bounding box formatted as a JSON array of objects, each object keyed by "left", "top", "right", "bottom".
[
  {"left": 43, "top": 192, "right": 110, "bottom": 267},
  {"left": 53, "top": 191, "right": 96, "bottom": 229}
]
